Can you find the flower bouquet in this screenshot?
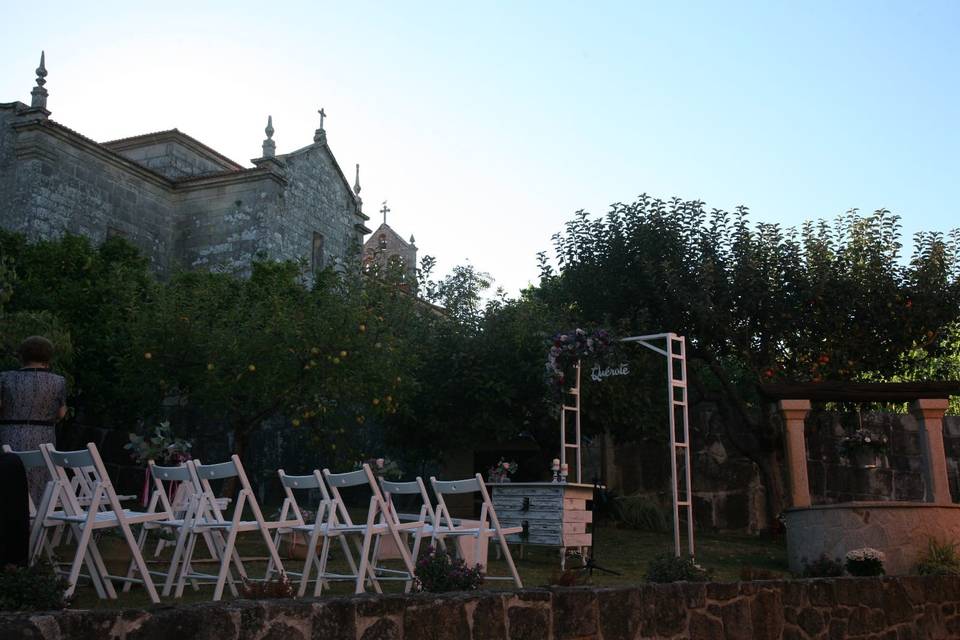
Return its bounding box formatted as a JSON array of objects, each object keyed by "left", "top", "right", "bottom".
[
  {"left": 545, "top": 328, "right": 613, "bottom": 390},
  {"left": 845, "top": 547, "right": 885, "bottom": 576},
  {"left": 487, "top": 458, "right": 517, "bottom": 483},
  {"left": 125, "top": 421, "right": 193, "bottom": 466},
  {"left": 356, "top": 456, "right": 402, "bottom": 479}
]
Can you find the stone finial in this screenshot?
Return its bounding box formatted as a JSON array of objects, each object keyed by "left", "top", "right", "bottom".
[
  {"left": 409, "top": 234, "right": 416, "bottom": 244},
  {"left": 314, "top": 107, "right": 327, "bottom": 144},
  {"left": 353, "top": 164, "right": 361, "bottom": 196},
  {"left": 380, "top": 201, "right": 390, "bottom": 225},
  {"left": 30, "top": 51, "right": 48, "bottom": 110},
  {"left": 262, "top": 115, "right": 276, "bottom": 158}
]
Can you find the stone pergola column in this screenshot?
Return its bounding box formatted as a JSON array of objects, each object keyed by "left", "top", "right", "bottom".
[
  {"left": 911, "top": 398, "right": 952, "bottom": 504},
  {"left": 778, "top": 399, "right": 812, "bottom": 508}
]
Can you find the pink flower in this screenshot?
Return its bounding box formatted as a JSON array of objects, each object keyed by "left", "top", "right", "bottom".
[{"left": 376, "top": 458, "right": 385, "bottom": 468}]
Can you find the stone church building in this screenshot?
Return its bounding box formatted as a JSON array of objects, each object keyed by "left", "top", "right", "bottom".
[{"left": 0, "top": 53, "right": 409, "bottom": 276}]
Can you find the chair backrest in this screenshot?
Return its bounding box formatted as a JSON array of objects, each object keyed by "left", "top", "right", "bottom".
[
  {"left": 380, "top": 477, "right": 435, "bottom": 526},
  {"left": 323, "top": 465, "right": 381, "bottom": 527},
  {"left": 190, "top": 455, "right": 272, "bottom": 528},
  {"left": 430, "top": 474, "right": 499, "bottom": 532},
  {"left": 43, "top": 443, "right": 124, "bottom": 516},
  {"left": 146, "top": 460, "right": 193, "bottom": 519},
  {"left": 277, "top": 469, "right": 329, "bottom": 526}
]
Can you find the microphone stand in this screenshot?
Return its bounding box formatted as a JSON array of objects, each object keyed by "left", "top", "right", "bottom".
[{"left": 578, "top": 476, "right": 620, "bottom": 577}]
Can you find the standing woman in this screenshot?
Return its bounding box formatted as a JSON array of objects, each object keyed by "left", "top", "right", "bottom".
[{"left": 0, "top": 336, "right": 67, "bottom": 503}]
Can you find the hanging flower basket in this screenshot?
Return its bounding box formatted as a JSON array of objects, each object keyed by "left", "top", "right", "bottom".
[
  {"left": 545, "top": 328, "right": 613, "bottom": 391},
  {"left": 838, "top": 428, "right": 888, "bottom": 469}
]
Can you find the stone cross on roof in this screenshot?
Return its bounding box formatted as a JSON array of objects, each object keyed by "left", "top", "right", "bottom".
[
  {"left": 314, "top": 107, "right": 327, "bottom": 144},
  {"left": 318, "top": 108, "right": 326, "bottom": 130},
  {"left": 380, "top": 201, "right": 390, "bottom": 225}
]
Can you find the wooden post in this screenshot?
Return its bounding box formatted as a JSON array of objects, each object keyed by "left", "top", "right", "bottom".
[
  {"left": 911, "top": 398, "right": 952, "bottom": 505},
  {"left": 778, "top": 399, "right": 812, "bottom": 508}
]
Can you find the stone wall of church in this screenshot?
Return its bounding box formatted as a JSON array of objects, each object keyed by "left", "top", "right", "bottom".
[
  {"left": 0, "top": 114, "right": 177, "bottom": 273},
  {"left": 279, "top": 145, "right": 364, "bottom": 271},
  {"left": 107, "top": 140, "right": 228, "bottom": 180},
  {"left": 176, "top": 174, "right": 284, "bottom": 273}
]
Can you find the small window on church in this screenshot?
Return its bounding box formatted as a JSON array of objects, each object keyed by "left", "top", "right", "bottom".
[
  {"left": 312, "top": 232, "right": 325, "bottom": 272},
  {"left": 378, "top": 234, "right": 387, "bottom": 249}
]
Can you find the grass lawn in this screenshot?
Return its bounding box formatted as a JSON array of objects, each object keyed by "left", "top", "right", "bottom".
[{"left": 64, "top": 523, "right": 787, "bottom": 609}]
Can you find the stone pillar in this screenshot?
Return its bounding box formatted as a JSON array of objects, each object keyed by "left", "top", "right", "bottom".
[
  {"left": 911, "top": 398, "right": 952, "bottom": 504},
  {"left": 778, "top": 399, "right": 812, "bottom": 508}
]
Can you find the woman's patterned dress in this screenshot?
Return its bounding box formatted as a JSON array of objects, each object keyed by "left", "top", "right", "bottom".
[{"left": 0, "top": 368, "right": 67, "bottom": 505}]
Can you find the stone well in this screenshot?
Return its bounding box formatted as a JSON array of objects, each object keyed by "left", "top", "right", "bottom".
[
  {"left": 785, "top": 502, "right": 960, "bottom": 574},
  {"left": 761, "top": 384, "right": 960, "bottom": 576}
]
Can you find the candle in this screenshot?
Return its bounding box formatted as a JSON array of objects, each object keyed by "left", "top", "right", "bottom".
[
  {"left": 561, "top": 463, "right": 568, "bottom": 473},
  {"left": 551, "top": 458, "right": 560, "bottom": 470}
]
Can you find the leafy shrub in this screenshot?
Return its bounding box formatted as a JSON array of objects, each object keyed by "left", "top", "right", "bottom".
[
  {"left": 414, "top": 547, "right": 484, "bottom": 592},
  {"left": 916, "top": 539, "right": 960, "bottom": 576},
  {"left": 239, "top": 573, "right": 294, "bottom": 599},
  {"left": 645, "top": 553, "right": 711, "bottom": 583},
  {"left": 800, "top": 554, "right": 844, "bottom": 578},
  {"left": 0, "top": 562, "right": 69, "bottom": 611},
  {"left": 611, "top": 495, "right": 669, "bottom": 533},
  {"left": 845, "top": 548, "right": 885, "bottom": 577}
]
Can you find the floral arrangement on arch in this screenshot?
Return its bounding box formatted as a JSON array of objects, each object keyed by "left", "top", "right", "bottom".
[
  {"left": 545, "top": 328, "right": 613, "bottom": 389},
  {"left": 125, "top": 421, "right": 193, "bottom": 466},
  {"left": 837, "top": 428, "right": 889, "bottom": 459},
  {"left": 487, "top": 458, "right": 517, "bottom": 483}
]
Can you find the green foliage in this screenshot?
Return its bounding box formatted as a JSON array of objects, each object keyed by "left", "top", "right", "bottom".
[
  {"left": 0, "top": 231, "right": 154, "bottom": 426},
  {"left": 128, "top": 260, "right": 419, "bottom": 466},
  {"left": 538, "top": 198, "right": 960, "bottom": 521},
  {"left": 125, "top": 421, "right": 193, "bottom": 465},
  {"left": 800, "top": 554, "right": 844, "bottom": 578},
  {"left": 915, "top": 539, "right": 960, "bottom": 576},
  {"left": 414, "top": 547, "right": 484, "bottom": 593},
  {"left": 0, "top": 562, "right": 69, "bottom": 611},
  {"left": 644, "top": 552, "right": 711, "bottom": 583},
  {"left": 611, "top": 494, "right": 670, "bottom": 533}
]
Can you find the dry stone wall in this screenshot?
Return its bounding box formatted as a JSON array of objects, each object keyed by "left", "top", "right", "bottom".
[{"left": 4, "top": 577, "right": 960, "bottom": 640}]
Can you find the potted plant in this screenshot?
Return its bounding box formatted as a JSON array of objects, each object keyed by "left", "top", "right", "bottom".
[
  {"left": 845, "top": 547, "right": 885, "bottom": 576},
  {"left": 838, "top": 428, "right": 888, "bottom": 468}
]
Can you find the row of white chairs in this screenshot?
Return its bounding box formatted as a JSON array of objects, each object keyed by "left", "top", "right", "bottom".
[{"left": 3, "top": 442, "right": 523, "bottom": 603}]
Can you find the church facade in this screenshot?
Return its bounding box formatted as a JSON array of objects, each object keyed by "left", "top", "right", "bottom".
[{"left": 0, "top": 53, "right": 372, "bottom": 275}]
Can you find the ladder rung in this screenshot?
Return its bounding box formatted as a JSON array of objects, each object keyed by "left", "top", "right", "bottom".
[
  {"left": 674, "top": 442, "right": 688, "bottom": 448},
  {"left": 562, "top": 406, "right": 578, "bottom": 411},
  {"left": 672, "top": 400, "right": 687, "bottom": 406},
  {"left": 564, "top": 444, "right": 578, "bottom": 448},
  {"left": 670, "top": 380, "right": 685, "bottom": 386},
  {"left": 676, "top": 501, "right": 691, "bottom": 507}
]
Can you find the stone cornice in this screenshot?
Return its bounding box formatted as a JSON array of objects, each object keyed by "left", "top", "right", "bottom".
[{"left": 11, "top": 119, "right": 174, "bottom": 189}]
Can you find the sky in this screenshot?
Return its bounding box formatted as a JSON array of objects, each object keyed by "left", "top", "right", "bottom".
[{"left": 1, "top": 1, "right": 958, "bottom": 295}]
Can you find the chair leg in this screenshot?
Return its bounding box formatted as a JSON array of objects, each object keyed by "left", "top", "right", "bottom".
[
  {"left": 213, "top": 527, "right": 240, "bottom": 601},
  {"left": 123, "top": 525, "right": 151, "bottom": 593},
  {"left": 119, "top": 520, "right": 160, "bottom": 603},
  {"left": 163, "top": 526, "right": 190, "bottom": 597},
  {"left": 175, "top": 529, "right": 200, "bottom": 599},
  {"left": 497, "top": 534, "right": 523, "bottom": 588},
  {"left": 314, "top": 536, "right": 332, "bottom": 597},
  {"left": 63, "top": 523, "right": 95, "bottom": 599}
]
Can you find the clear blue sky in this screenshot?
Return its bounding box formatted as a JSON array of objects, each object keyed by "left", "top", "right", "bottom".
[{"left": 1, "top": 1, "right": 957, "bottom": 294}]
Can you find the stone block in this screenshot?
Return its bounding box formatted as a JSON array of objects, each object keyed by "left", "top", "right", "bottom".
[
  {"left": 506, "top": 605, "right": 549, "bottom": 640},
  {"left": 595, "top": 588, "right": 641, "bottom": 640},
  {"left": 550, "top": 588, "right": 597, "bottom": 639},
  {"left": 470, "top": 596, "right": 507, "bottom": 640},
  {"left": 311, "top": 599, "right": 356, "bottom": 640},
  {"left": 403, "top": 598, "right": 468, "bottom": 640},
  {"left": 750, "top": 589, "right": 784, "bottom": 640}
]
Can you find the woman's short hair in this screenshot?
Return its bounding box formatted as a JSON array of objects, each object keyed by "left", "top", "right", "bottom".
[{"left": 17, "top": 336, "right": 55, "bottom": 364}]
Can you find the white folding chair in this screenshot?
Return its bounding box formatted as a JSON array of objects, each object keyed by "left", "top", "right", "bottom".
[
  {"left": 322, "top": 465, "right": 421, "bottom": 594},
  {"left": 430, "top": 474, "right": 524, "bottom": 588},
  {"left": 38, "top": 443, "right": 166, "bottom": 603},
  {"left": 377, "top": 477, "right": 438, "bottom": 592},
  {"left": 173, "top": 455, "right": 291, "bottom": 601},
  {"left": 2, "top": 444, "right": 58, "bottom": 565},
  {"left": 269, "top": 469, "right": 363, "bottom": 597}
]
